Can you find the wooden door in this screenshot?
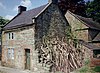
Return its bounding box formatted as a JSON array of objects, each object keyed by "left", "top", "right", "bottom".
[{"left": 25, "top": 49, "right": 30, "bottom": 69}]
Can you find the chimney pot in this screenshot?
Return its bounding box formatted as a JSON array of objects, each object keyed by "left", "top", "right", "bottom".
[{"left": 18, "top": 6, "right": 27, "bottom": 13}]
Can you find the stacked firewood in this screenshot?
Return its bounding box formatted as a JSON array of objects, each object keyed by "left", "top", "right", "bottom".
[{"left": 37, "top": 36, "right": 85, "bottom": 73}]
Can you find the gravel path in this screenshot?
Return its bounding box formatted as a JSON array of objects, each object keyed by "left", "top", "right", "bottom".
[{"left": 0, "top": 66, "right": 32, "bottom": 73}]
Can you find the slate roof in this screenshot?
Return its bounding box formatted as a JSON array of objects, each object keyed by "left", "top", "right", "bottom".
[
  {"left": 3, "top": 4, "right": 49, "bottom": 30},
  {"left": 79, "top": 40, "right": 100, "bottom": 50},
  {"left": 68, "top": 11, "right": 100, "bottom": 30},
  {"left": 93, "top": 32, "right": 100, "bottom": 41}
]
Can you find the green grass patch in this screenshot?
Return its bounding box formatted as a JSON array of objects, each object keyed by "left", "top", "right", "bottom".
[
  {"left": 93, "top": 66, "right": 100, "bottom": 72},
  {"left": 76, "top": 66, "right": 100, "bottom": 73},
  {"left": 79, "top": 66, "right": 89, "bottom": 73},
  {"left": 84, "top": 59, "right": 90, "bottom": 65}
]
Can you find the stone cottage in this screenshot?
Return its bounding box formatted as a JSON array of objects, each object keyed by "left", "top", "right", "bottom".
[
  {"left": 1, "top": 0, "right": 96, "bottom": 73},
  {"left": 65, "top": 11, "right": 100, "bottom": 58},
  {"left": 1, "top": 0, "right": 69, "bottom": 72}
]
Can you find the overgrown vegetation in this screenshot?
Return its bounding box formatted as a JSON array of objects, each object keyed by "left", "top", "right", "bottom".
[
  {"left": 0, "top": 16, "right": 9, "bottom": 28},
  {"left": 86, "top": 0, "right": 100, "bottom": 23},
  {"left": 59, "top": 0, "right": 100, "bottom": 23},
  {"left": 58, "top": 0, "right": 86, "bottom": 16},
  {"left": 75, "top": 59, "right": 100, "bottom": 73},
  {"left": 93, "top": 66, "right": 100, "bottom": 72},
  {"left": 0, "top": 16, "right": 9, "bottom": 40},
  {"left": 78, "top": 66, "right": 100, "bottom": 73}
]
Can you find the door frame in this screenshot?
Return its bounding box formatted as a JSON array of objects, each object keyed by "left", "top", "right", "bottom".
[{"left": 25, "top": 49, "right": 30, "bottom": 69}]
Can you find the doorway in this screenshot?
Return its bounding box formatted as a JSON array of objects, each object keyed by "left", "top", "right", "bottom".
[{"left": 25, "top": 49, "right": 30, "bottom": 69}]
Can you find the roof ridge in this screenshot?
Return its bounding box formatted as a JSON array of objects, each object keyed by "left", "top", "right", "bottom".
[
  {"left": 79, "top": 39, "right": 100, "bottom": 50},
  {"left": 67, "top": 11, "right": 90, "bottom": 24},
  {"left": 25, "top": 3, "right": 49, "bottom": 12},
  {"left": 93, "top": 32, "right": 100, "bottom": 41},
  {"left": 3, "top": 3, "right": 51, "bottom": 30},
  {"left": 3, "top": 14, "right": 20, "bottom": 29},
  {"left": 67, "top": 10, "right": 91, "bottom": 26},
  {"left": 67, "top": 10, "right": 100, "bottom": 30}
]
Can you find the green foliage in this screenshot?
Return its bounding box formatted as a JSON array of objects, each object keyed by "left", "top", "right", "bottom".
[
  {"left": 75, "top": 59, "right": 99, "bottom": 73},
  {"left": 0, "top": 16, "right": 9, "bottom": 28},
  {"left": 65, "top": 26, "right": 72, "bottom": 39},
  {"left": 79, "top": 66, "right": 89, "bottom": 73},
  {"left": 65, "top": 26, "right": 79, "bottom": 47},
  {"left": 76, "top": 61, "right": 100, "bottom": 73},
  {"left": 77, "top": 66, "right": 96, "bottom": 73},
  {"left": 59, "top": 0, "right": 86, "bottom": 16},
  {"left": 86, "top": 0, "right": 100, "bottom": 23},
  {"left": 93, "top": 66, "right": 100, "bottom": 72},
  {"left": 79, "top": 59, "right": 90, "bottom": 73},
  {"left": 84, "top": 59, "right": 90, "bottom": 65},
  {"left": 65, "top": 26, "right": 77, "bottom": 40},
  {"left": 66, "top": 27, "right": 79, "bottom": 49}
]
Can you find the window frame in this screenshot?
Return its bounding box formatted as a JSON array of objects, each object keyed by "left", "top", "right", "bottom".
[
  {"left": 12, "top": 33, "right": 14, "bottom": 39},
  {"left": 8, "top": 33, "right": 10, "bottom": 39},
  {"left": 7, "top": 48, "right": 14, "bottom": 60},
  {"left": 8, "top": 32, "right": 14, "bottom": 40}
]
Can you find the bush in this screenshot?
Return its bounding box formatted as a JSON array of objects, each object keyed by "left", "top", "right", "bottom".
[
  {"left": 79, "top": 66, "right": 89, "bottom": 73},
  {"left": 93, "top": 66, "right": 100, "bottom": 72}
]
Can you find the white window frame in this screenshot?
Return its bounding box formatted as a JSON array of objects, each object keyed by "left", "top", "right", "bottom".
[
  {"left": 8, "top": 32, "right": 14, "bottom": 40},
  {"left": 8, "top": 48, "right": 14, "bottom": 59},
  {"left": 11, "top": 48, "right": 14, "bottom": 59}
]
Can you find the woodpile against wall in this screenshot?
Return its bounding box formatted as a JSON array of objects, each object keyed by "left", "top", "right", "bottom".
[
  {"left": 37, "top": 36, "right": 89, "bottom": 73},
  {"left": 34, "top": 4, "right": 93, "bottom": 73}
]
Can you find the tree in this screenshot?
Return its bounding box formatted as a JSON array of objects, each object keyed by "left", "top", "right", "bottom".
[
  {"left": 0, "top": 16, "right": 9, "bottom": 41},
  {"left": 0, "top": 16, "right": 9, "bottom": 28},
  {"left": 86, "top": 0, "right": 100, "bottom": 23},
  {"left": 58, "top": 0, "right": 86, "bottom": 16}
]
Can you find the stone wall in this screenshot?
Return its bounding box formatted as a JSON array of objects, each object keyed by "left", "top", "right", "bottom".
[
  {"left": 36, "top": 4, "right": 68, "bottom": 42},
  {"left": 1, "top": 3, "right": 93, "bottom": 73},
  {"left": 2, "top": 26, "right": 37, "bottom": 70},
  {"left": 34, "top": 4, "right": 93, "bottom": 73},
  {"left": 65, "top": 11, "right": 94, "bottom": 56},
  {"left": 65, "top": 11, "right": 89, "bottom": 41},
  {"left": 92, "top": 43, "right": 100, "bottom": 48},
  {"left": 2, "top": 3, "right": 68, "bottom": 73},
  {"left": 82, "top": 46, "right": 93, "bottom": 60},
  {"left": 35, "top": 3, "right": 68, "bottom": 72}
]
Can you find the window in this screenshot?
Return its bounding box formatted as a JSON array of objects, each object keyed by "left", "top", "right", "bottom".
[
  {"left": 8, "top": 48, "right": 11, "bottom": 59},
  {"left": 12, "top": 33, "right": 14, "bottom": 39},
  {"left": 8, "top": 48, "right": 14, "bottom": 59},
  {"left": 8, "top": 33, "right": 14, "bottom": 39},
  {"left": 9, "top": 33, "right": 10, "bottom": 39},
  {"left": 11, "top": 48, "right": 14, "bottom": 59}
]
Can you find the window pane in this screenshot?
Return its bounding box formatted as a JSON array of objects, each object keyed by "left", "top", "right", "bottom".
[
  {"left": 11, "top": 48, "right": 14, "bottom": 59},
  {"left": 9, "top": 33, "right": 10, "bottom": 39},
  {"left": 8, "top": 48, "right": 10, "bottom": 59},
  {"left": 8, "top": 48, "right": 14, "bottom": 59},
  {"left": 12, "top": 33, "right": 14, "bottom": 39}
]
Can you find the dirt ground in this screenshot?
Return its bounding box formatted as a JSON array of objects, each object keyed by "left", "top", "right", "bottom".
[{"left": 0, "top": 66, "right": 32, "bottom": 73}]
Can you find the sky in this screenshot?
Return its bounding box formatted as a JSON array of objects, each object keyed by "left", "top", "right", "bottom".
[{"left": 0, "top": 0, "right": 92, "bottom": 20}]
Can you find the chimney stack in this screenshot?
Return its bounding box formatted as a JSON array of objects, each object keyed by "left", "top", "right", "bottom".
[
  {"left": 48, "top": 0, "right": 58, "bottom": 4},
  {"left": 18, "top": 6, "right": 27, "bottom": 13}
]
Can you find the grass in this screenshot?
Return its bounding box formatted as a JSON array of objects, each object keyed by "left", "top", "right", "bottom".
[
  {"left": 78, "top": 66, "right": 96, "bottom": 73},
  {"left": 75, "top": 59, "right": 100, "bottom": 73},
  {"left": 79, "top": 66, "right": 89, "bottom": 73},
  {"left": 75, "top": 65, "right": 100, "bottom": 73},
  {"left": 93, "top": 66, "right": 100, "bottom": 72}
]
